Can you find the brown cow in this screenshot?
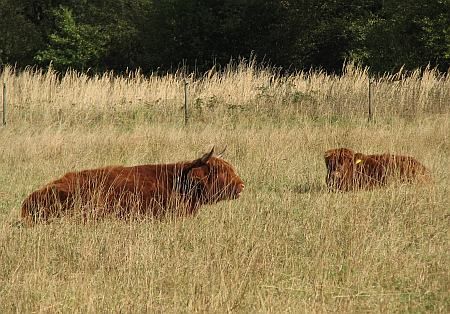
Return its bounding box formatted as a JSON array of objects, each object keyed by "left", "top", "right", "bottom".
[
  {"left": 21, "top": 147, "right": 245, "bottom": 223},
  {"left": 324, "top": 147, "right": 431, "bottom": 191}
]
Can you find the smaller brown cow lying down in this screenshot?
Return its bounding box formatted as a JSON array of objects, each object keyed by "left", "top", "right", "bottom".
[
  {"left": 324, "top": 148, "right": 431, "bottom": 191},
  {"left": 22, "top": 147, "right": 245, "bottom": 223}
]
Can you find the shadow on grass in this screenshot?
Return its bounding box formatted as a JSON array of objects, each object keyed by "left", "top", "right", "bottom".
[{"left": 291, "top": 181, "right": 326, "bottom": 194}]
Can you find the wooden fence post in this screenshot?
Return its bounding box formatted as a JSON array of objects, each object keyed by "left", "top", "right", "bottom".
[
  {"left": 368, "top": 78, "right": 373, "bottom": 122},
  {"left": 184, "top": 79, "right": 189, "bottom": 125},
  {"left": 2, "top": 82, "right": 6, "bottom": 126}
]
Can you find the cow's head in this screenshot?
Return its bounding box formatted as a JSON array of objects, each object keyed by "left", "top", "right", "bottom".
[
  {"left": 324, "top": 148, "right": 361, "bottom": 190},
  {"left": 181, "top": 147, "right": 245, "bottom": 203}
]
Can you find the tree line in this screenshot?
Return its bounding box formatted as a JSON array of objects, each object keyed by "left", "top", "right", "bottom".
[{"left": 1, "top": 0, "right": 449, "bottom": 74}]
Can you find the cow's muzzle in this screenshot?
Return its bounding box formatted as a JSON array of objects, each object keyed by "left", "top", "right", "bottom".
[{"left": 232, "top": 183, "right": 245, "bottom": 198}]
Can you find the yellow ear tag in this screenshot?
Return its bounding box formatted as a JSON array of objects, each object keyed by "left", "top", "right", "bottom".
[{"left": 355, "top": 159, "right": 362, "bottom": 164}]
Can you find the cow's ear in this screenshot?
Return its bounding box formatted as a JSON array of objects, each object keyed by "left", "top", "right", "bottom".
[
  {"left": 354, "top": 153, "right": 364, "bottom": 165},
  {"left": 324, "top": 157, "right": 332, "bottom": 169},
  {"left": 324, "top": 150, "right": 335, "bottom": 166},
  {"left": 189, "top": 167, "right": 209, "bottom": 184}
]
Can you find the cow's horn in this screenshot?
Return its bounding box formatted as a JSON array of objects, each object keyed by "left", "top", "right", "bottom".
[
  {"left": 181, "top": 147, "right": 215, "bottom": 181},
  {"left": 217, "top": 146, "right": 227, "bottom": 157},
  {"left": 200, "top": 146, "right": 215, "bottom": 163}
]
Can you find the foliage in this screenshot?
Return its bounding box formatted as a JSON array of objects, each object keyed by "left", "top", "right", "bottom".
[
  {"left": 34, "top": 6, "right": 109, "bottom": 71},
  {"left": 0, "top": 0, "right": 42, "bottom": 65},
  {"left": 356, "top": 0, "right": 450, "bottom": 72},
  {"left": 0, "top": 0, "right": 449, "bottom": 73}
]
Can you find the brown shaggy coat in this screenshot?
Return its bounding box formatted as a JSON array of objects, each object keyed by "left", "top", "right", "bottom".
[
  {"left": 324, "top": 148, "right": 431, "bottom": 191},
  {"left": 22, "top": 148, "right": 244, "bottom": 223}
]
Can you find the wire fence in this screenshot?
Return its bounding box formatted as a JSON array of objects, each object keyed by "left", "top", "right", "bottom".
[{"left": 0, "top": 63, "right": 449, "bottom": 127}]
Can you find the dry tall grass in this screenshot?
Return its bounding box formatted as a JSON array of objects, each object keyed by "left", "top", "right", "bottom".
[{"left": 0, "top": 62, "right": 449, "bottom": 312}]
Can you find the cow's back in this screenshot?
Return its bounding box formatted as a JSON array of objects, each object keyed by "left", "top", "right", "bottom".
[
  {"left": 368, "top": 154, "right": 431, "bottom": 183},
  {"left": 21, "top": 164, "right": 178, "bottom": 222}
]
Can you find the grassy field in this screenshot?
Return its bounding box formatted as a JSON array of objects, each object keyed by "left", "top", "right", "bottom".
[{"left": 0, "top": 63, "right": 449, "bottom": 312}]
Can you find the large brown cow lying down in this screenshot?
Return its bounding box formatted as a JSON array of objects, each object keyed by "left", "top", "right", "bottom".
[
  {"left": 324, "top": 147, "right": 431, "bottom": 191},
  {"left": 22, "top": 148, "right": 245, "bottom": 223}
]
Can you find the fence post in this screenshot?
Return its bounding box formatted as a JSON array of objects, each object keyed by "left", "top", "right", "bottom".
[
  {"left": 368, "top": 78, "right": 373, "bottom": 122},
  {"left": 2, "top": 82, "right": 6, "bottom": 126},
  {"left": 184, "top": 79, "right": 189, "bottom": 125}
]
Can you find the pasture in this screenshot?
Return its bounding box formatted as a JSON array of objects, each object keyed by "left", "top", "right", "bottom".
[{"left": 0, "top": 63, "right": 449, "bottom": 312}]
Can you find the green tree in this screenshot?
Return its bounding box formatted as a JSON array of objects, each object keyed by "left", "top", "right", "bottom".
[
  {"left": 34, "top": 6, "right": 109, "bottom": 71},
  {"left": 356, "top": 0, "right": 450, "bottom": 72},
  {"left": 143, "top": 0, "right": 381, "bottom": 73},
  {"left": 287, "top": 0, "right": 380, "bottom": 71},
  {"left": 90, "top": 0, "right": 150, "bottom": 71},
  {"left": 143, "top": 0, "right": 293, "bottom": 72},
  {"left": 0, "top": 0, "right": 42, "bottom": 65},
  {"left": 3, "top": 0, "right": 449, "bottom": 74}
]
